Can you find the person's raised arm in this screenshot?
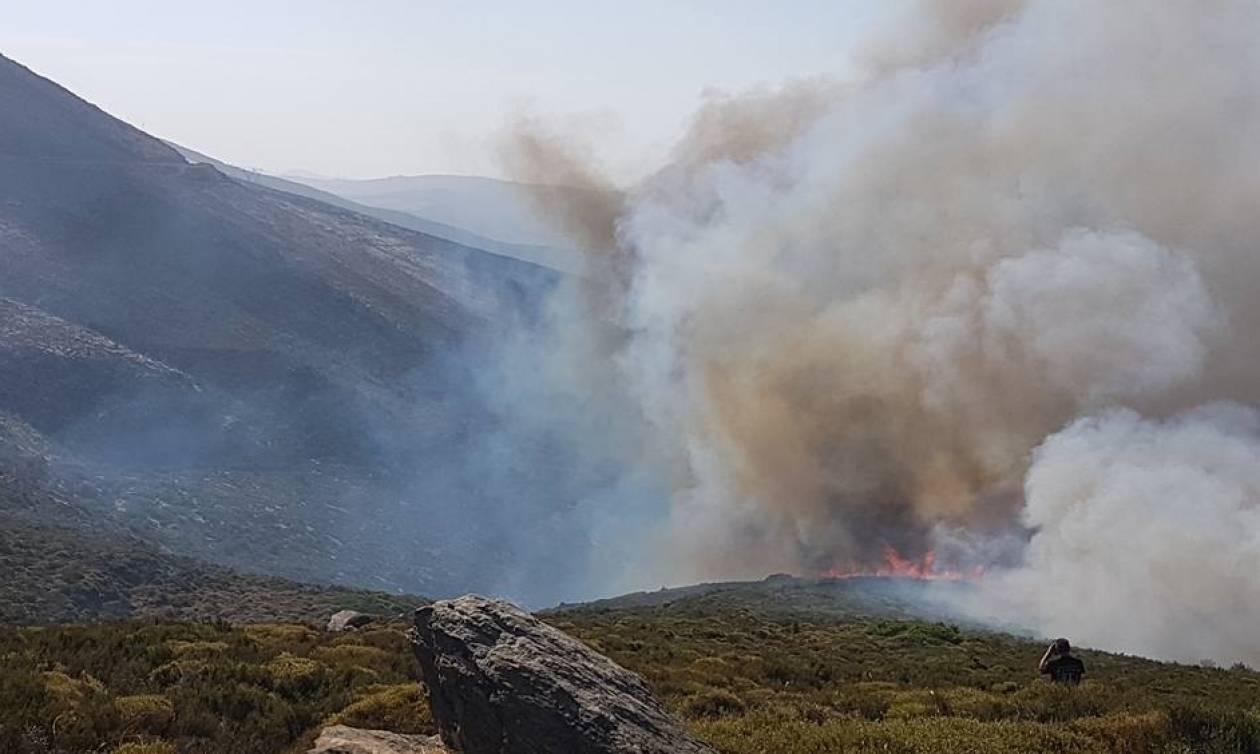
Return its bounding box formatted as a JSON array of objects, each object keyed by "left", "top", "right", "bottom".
[{"left": 1038, "top": 642, "right": 1057, "bottom": 673}]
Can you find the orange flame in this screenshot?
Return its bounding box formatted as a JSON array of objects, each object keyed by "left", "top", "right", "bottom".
[{"left": 821, "top": 546, "right": 983, "bottom": 582}]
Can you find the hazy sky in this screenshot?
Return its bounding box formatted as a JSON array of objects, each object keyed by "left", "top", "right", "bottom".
[{"left": 2, "top": 1, "right": 899, "bottom": 181}]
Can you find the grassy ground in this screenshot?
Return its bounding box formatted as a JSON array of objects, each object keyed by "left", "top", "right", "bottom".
[
  {"left": 554, "top": 604, "right": 1260, "bottom": 754},
  {"left": 2, "top": 595, "right": 1259, "bottom": 754}
]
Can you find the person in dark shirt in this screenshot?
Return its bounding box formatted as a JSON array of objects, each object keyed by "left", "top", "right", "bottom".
[{"left": 1038, "top": 638, "right": 1085, "bottom": 684}]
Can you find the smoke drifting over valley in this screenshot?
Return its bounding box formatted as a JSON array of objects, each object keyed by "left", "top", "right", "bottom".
[{"left": 495, "top": 0, "right": 1260, "bottom": 665}]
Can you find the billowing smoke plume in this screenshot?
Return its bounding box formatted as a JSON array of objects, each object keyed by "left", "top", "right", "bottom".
[
  {"left": 973, "top": 405, "right": 1260, "bottom": 666},
  {"left": 498, "top": 0, "right": 1260, "bottom": 664}
]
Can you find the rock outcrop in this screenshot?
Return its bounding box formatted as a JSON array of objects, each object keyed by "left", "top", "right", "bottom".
[
  {"left": 308, "top": 725, "right": 449, "bottom": 754},
  {"left": 410, "top": 595, "right": 715, "bottom": 754},
  {"left": 328, "top": 610, "right": 376, "bottom": 632}
]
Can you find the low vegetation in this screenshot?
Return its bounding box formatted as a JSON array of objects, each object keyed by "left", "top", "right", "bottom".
[
  {"left": 0, "top": 456, "right": 428, "bottom": 625},
  {"left": 555, "top": 604, "right": 1260, "bottom": 753},
  {"left": 2, "top": 595, "right": 1259, "bottom": 753},
  {"left": 0, "top": 516, "right": 427, "bottom": 624},
  {"left": 0, "top": 619, "right": 430, "bottom": 754}
]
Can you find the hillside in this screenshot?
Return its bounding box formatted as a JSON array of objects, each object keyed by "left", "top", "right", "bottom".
[
  {"left": 0, "top": 517, "right": 427, "bottom": 624},
  {"left": 0, "top": 429, "right": 426, "bottom": 625},
  {"left": 0, "top": 53, "right": 566, "bottom": 601},
  {"left": 3, "top": 593, "right": 1259, "bottom": 754},
  {"left": 556, "top": 573, "right": 975, "bottom": 619}
]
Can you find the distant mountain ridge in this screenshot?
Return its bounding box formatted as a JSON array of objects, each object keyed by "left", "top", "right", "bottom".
[
  {"left": 168, "top": 143, "right": 584, "bottom": 273},
  {"left": 293, "top": 173, "right": 569, "bottom": 246},
  {"left": 289, "top": 172, "right": 612, "bottom": 271}
]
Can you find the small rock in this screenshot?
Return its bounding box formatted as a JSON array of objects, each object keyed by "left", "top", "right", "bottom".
[
  {"left": 328, "top": 610, "right": 374, "bottom": 632},
  {"left": 308, "top": 725, "right": 448, "bottom": 753},
  {"left": 411, "top": 594, "right": 715, "bottom": 754}
]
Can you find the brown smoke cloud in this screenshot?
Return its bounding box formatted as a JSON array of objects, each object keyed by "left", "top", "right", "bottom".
[
  {"left": 665, "top": 81, "right": 838, "bottom": 170},
  {"left": 499, "top": 117, "right": 623, "bottom": 254},
  {"left": 861, "top": 0, "right": 1026, "bottom": 72},
  {"left": 502, "top": 0, "right": 1260, "bottom": 663}
]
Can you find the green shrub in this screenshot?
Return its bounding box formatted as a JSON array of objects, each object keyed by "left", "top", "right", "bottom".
[
  {"left": 1164, "top": 702, "right": 1260, "bottom": 753},
  {"left": 312, "top": 644, "right": 394, "bottom": 674},
  {"left": 245, "top": 623, "right": 317, "bottom": 648},
  {"left": 1012, "top": 680, "right": 1116, "bottom": 722},
  {"left": 166, "top": 640, "right": 229, "bottom": 658},
  {"left": 1070, "top": 712, "right": 1170, "bottom": 754},
  {"left": 829, "top": 683, "right": 893, "bottom": 720},
  {"left": 682, "top": 688, "right": 747, "bottom": 719},
  {"left": 885, "top": 697, "right": 935, "bottom": 720},
  {"left": 942, "top": 687, "right": 1019, "bottom": 721}
]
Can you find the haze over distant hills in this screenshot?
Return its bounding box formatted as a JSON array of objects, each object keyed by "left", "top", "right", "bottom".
[
  {"left": 0, "top": 52, "right": 585, "bottom": 606},
  {"left": 291, "top": 173, "right": 600, "bottom": 260},
  {"left": 169, "top": 143, "right": 584, "bottom": 273}
]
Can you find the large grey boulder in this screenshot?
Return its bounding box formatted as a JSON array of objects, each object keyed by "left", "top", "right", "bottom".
[
  {"left": 410, "top": 595, "right": 715, "bottom": 754},
  {"left": 308, "top": 725, "right": 449, "bottom": 753},
  {"left": 328, "top": 610, "right": 375, "bottom": 632}
]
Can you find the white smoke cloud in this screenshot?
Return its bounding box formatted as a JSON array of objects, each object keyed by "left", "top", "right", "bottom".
[
  {"left": 974, "top": 406, "right": 1260, "bottom": 666},
  {"left": 980, "top": 230, "right": 1220, "bottom": 405}
]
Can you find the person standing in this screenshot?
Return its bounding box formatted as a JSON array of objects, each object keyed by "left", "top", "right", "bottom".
[{"left": 1039, "top": 638, "right": 1085, "bottom": 684}]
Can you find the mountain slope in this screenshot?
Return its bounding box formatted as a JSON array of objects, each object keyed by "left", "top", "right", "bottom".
[
  {"left": 0, "top": 55, "right": 176, "bottom": 164},
  {"left": 0, "top": 53, "right": 558, "bottom": 600},
  {"left": 0, "top": 516, "right": 428, "bottom": 624}
]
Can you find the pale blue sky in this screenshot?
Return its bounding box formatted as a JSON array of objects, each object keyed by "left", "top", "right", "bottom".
[{"left": 1, "top": 1, "right": 900, "bottom": 180}]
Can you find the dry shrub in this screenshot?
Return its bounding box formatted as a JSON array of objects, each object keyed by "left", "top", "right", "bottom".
[
  {"left": 312, "top": 644, "right": 394, "bottom": 673},
  {"left": 330, "top": 683, "right": 434, "bottom": 734},
  {"left": 165, "top": 640, "right": 228, "bottom": 658},
  {"left": 111, "top": 740, "right": 176, "bottom": 754},
  {"left": 682, "top": 688, "right": 748, "bottom": 719},
  {"left": 113, "top": 695, "right": 174, "bottom": 733}
]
